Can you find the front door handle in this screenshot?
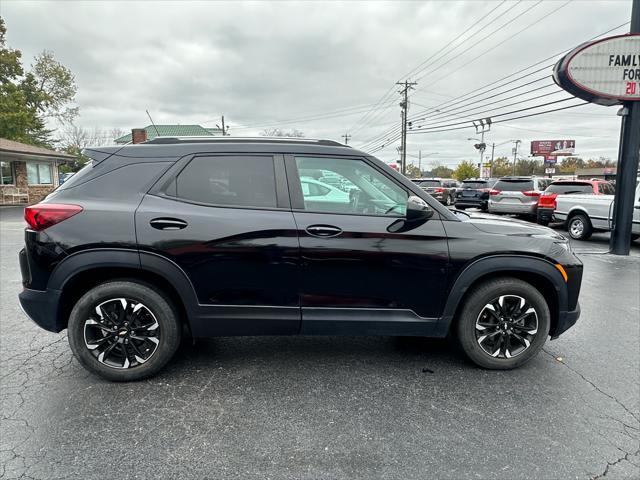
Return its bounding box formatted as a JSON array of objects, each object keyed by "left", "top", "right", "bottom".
[
  {"left": 149, "top": 218, "right": 188, "bottom": 230},
  {"left": 305, "top": 224, "right": 343, "bottom": 238}
]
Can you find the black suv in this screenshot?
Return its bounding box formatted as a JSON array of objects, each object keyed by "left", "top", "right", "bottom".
[
  {"left": 454, "top": 178, "right": 498, "bottom": 211},
  {"left": 19, "top": 137, "right": 582, "bottom": 381}
]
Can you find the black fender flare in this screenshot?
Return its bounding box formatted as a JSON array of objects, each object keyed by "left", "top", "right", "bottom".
[
  {"left": 437, "top": 255, "right": 568, "bottom": 334},
  {"left": 48, "top": 248, "right": 200, "bottom": 318}
]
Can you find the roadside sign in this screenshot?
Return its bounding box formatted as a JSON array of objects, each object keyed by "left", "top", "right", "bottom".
[
  {"left": 545, "top": 168, "right": 556, "bottom": 174},
  {"left": 531, "top": 140, "right": 575, "bottom": 156},
  {"left": 544, "top": 156, "right": 557, "bottom": 164},
  {"left": 553, "top": 34, "right": 640, "bottom": 106}
]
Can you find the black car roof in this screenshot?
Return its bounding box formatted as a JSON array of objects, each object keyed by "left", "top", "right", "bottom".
[{"left": 84, "top": 137, "right": 358, "bottom": 160}]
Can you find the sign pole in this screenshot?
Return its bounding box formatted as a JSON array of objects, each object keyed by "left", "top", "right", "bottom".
[{"left": 610, "top": 0, "right": 640, "bottom": 255}]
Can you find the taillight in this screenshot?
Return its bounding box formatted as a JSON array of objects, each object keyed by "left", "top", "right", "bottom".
[
  {"left": 489, "top": 189, "right": 501, "bottom": 196},
  {"left": 538, "top": 193, "right": 557, "bottom": 209},
  {"left": 434, "top": 187, "right": 444, "bottom": 192},
  {"left": 24, "top": 204, "right": 83, "bottom": 231}
]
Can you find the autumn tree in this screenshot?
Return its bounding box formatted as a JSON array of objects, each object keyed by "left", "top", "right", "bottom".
[
  {"left": 0, "top": 17, "right": 77, "bottom": 146},
  {"left": 453, "top": 160, "right": 479, "bottom": 180},
  {"left": 260, "top": 128, "right": 305, "bottom": 137}
]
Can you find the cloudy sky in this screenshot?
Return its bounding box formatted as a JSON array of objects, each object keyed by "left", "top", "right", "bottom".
[{"left": 2, "top": 0, "right": 633, "bottom": 167}]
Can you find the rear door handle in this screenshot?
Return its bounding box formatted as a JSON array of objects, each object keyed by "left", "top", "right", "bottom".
[
  {"left": 305, "top": 224, "right": 343, "bottom": 238},
  {"left": 149, "top": 218, "right": 188, "bottom": 230}
]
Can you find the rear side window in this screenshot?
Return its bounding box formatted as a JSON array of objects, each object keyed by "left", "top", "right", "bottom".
[
  {"left": 174, "top": 156, "right": 277, "bottom": 208},
  {"left": 494, "top": 179, "right": 534, "bottom": 191},
  {"left": 546, "top": 182, "right": 594, "bottom": 194},
  {"left": 598, "top": 183, "right": 614, "bottom": 195},
  {"left": 55, "top": 161, "right": 95, "bottom": 191}
]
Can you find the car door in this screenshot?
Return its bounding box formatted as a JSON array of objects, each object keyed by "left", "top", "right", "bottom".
[
  {"left": 285, "top": 154, "right": 449, "bottom": 336},
  {"left": 136, "top": 153, "right": 300, "bottom": 336}
]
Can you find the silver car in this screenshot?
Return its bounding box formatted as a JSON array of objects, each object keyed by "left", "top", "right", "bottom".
[{"left": 488, "top": 177, "right": 552, "bottom": 216}]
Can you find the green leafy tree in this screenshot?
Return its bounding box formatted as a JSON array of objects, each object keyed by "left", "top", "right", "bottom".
[
  {"left": 405, "top": 163, "right": 422, "bottom": 178},
  {"left": 429, "top": 165, "right": 454, "bottom": 178},
  {"left": 453, "top": 160, "right": 479, "bottom": 180},
  {"left": 0, "top": 17, "right": 77, "bottom": 146}
]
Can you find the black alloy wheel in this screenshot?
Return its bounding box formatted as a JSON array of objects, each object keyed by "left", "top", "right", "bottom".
[{"left": 68, "top": 281, "right": 181, "bottom": 381}]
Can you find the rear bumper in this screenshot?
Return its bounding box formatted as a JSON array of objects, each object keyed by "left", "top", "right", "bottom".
[
  {"left": 18, "top": 287, "right": 64, "bottom": 333},
  {"left": 551, "top": 302, "right": 580, "bottom": 339},
  {"left": 537, "top": 207, "right": 555, "bottom": 222},
  {"left": 455, "top": 198, "right": 487, "bottom": 209},
  {"left": 489, "top": 202, "right": 537, "bottom": 215}
]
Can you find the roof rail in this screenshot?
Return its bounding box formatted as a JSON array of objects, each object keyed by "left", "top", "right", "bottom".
[{"left": 144, "top": 136, "right": 346, "bottom": 147}]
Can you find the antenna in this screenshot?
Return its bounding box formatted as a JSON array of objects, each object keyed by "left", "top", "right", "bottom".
[{"left": 146, "top": 110, "right": 160, "bottom": 136}]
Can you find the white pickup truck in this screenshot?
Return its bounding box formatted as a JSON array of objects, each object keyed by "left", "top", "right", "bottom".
[{"left": 554, "top": 182, "right": 640, "bottom": 240}]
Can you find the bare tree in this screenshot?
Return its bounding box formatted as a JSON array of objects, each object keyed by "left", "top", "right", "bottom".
[
  {"left": 260, "top": 128, "right": 305, "bottom": 138},
  {"left": 109, "top": 127, "right": 126, "bottom": 144}
]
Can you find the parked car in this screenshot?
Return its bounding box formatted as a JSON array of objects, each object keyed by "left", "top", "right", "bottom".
[
  {"left": 411, "top": 178, "right": 458, "bottom": 206},
  {"left": 58, "top": 172, "right": 75, "bottom": 185},
  {"left": 299, "top": 177, "right": 351, "bottom": 209},
  {"left": 454, "top": 178, "right": 498, "bottom": 211},
  {"left": 19, "top": 137, "right": 582, "bottom": 381},
  {"left": 488, "top": 177, "right": 553, "bottom": 217},
  {"left": 536, "top": 180, "right": 614, "bottom": 226},
  {"left": 554, "top": 181, "right": 640, "bottom": 240}
]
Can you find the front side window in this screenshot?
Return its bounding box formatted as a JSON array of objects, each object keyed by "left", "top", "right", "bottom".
[
  {"left": 27, "top": 162, "right": 52, "bottom": 185},
  {"left": 1, "top": 161, "right": 14, "bottom": 185},
  {"left": 173, "top": 156, "right": 277, "bottom": 208},
  {"left": 295, "top": 156, "right": 407, "bottom": 216}
]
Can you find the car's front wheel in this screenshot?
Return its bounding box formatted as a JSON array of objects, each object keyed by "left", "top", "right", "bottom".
[
  {"left": 456, "top": 277, "right": 550, "bottom": 369},
  {"left": 68, "top": 280, "right": 181, "bottom": 381},
  {"left": 445, "top": 195, "right": 453, "bottom": 206}
]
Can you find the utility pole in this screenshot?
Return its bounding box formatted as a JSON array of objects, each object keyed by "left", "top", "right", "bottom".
[
  {"left": 610, "top": 0, "right": 640, "bottom": 255},
  {"left": 512, "top": 139, "right": 521, "bottom": 175},
  {"left": 418, "top": 150, "right": 422, "bottom": 175},
  {"left": 216, "top": 115, "right": 228, "bottom": 136},
  {"left": 341, "top": 133, "right": 351, "bottom": 145},
  {"left": 489, "top": 143, "right": 495, "bottom": 178},
  {"left": 396, "top": 80, "right": 417, "bottom": 175},
  {"left": 472, "top": 118, "right": 491, "bottom": 178}
]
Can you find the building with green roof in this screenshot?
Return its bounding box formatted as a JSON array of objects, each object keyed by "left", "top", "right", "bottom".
[{"left": 114, "top": 125, "right": 223, "bottom": 144}]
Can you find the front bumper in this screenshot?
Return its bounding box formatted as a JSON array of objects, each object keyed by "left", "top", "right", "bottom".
[
  {"left": 551, "top": 302, "right": 580, "bottom": 339},
  {"left": 18, "top": 287, "right": 64, "bottom": 333}
]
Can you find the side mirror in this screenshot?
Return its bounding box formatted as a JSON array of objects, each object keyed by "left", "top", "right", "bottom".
[
  {"left": 387, "top": 196, "right": 434, "bottom": 233},
  {"left": 406, "top": 195, "right": 434, "bottom": 221}
]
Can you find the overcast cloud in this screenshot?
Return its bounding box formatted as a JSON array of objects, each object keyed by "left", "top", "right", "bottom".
[{"left": 2, "top": 0, "right": 632, "bottom": 166}]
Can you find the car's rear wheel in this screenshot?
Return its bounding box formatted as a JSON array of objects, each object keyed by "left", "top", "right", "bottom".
[
  {"left": 456, "top": 277, "right": 550, "bottom": 369},
  {"left": 68, "top": 280, "right": 181, "bottom": 381},
  {"left": 445, "top": 195, "right": 453, "bottom": 206},
  {"left": 567, "top": 213, "right": 593, "bottom": 240}
]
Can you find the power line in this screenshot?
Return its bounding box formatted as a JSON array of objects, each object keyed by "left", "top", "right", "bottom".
[{"left": 355, "top": 20, "right": 629, "bottom": 151}]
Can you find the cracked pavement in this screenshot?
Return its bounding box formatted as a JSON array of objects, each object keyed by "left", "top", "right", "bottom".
[{"left": 1, "top": 206, "right": 639, "bottom": 479}]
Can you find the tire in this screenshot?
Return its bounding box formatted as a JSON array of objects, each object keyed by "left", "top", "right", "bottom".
[
  {"left": 537, "top": 217, "right": 550, "bottom": 226},
  {"left": 456, "top": 277, "right": 550, "bottom": 370},
  {"left": 567, "top": 213, "right": 593, "bottom": 240},
  {"left": 68, "top": 280, "right": 181, "bottom": 381},
  {"left": 631, "top": 234, "right": 640, "bottom": 242},
  {"left": 455, "top": 205, "right": 466, "bottom": 210},
  {"left": 445, "top": 195, "right": 453, "bottom": 206}
]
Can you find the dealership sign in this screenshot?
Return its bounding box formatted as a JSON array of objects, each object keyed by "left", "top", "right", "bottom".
[
  {"left": 553, "top": 34, "right": 640, "bottom": 106},
  {"left": 531, "top": 140, "right": 575, "bottom": 156}
]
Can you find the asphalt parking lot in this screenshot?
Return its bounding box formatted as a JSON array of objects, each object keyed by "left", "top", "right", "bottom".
[{"left": 1, "top": 206, "right": 638, "bottom": 480}]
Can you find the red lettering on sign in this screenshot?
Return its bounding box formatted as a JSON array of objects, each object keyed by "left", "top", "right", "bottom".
[{"left": 626, "top": 82, "right": 637, "bottom": 95}]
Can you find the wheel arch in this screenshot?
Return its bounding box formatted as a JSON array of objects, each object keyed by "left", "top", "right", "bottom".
[
  {"left": 439, "top": 255, "right": 568, "bottom": 337},
  {"left": 50, "top": 249, "right": 198, "bottom": 332}
]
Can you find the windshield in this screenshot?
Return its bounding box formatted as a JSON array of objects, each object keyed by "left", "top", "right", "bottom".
[
  {"left": 462, "top": 181, "right": 489, "bottom": 189},
  {"left": 545, "top": 182, "right": 593, "bottom": 194},
  {"left": 414, "top": 180, "right": 441, "bottom": 187}
]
